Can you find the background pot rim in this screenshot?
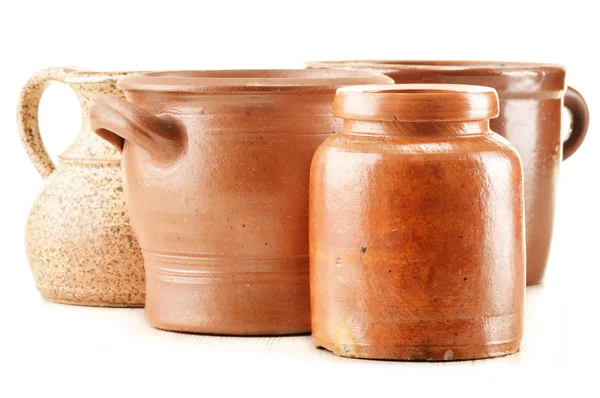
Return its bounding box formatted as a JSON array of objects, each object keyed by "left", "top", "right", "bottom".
[
  {"left": 307, "top": 60, "right": 567, "bottom": 96},
  {"left": 306, "top": 60, "right": 566, "bottom": 74}
]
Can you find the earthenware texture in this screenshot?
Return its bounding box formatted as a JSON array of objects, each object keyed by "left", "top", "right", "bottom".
[
  {"left": 307, "top": 60, "right": 590, "bottom": 285},
  {"left": 89, "top": 69, "right": 394, "bottom": 334},
  {"left": 18, "top": 67, "right": 145, "bottom": 306},
  {"left": 310, "top": 84, "right": 526, "bottom": 360}
]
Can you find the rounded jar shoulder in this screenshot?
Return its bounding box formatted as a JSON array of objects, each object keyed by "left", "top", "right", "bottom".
[{"left": 312, "top": 130, "right": 523, "bottom": 176}]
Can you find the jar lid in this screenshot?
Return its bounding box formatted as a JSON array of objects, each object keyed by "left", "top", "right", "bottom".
[{"left": 333, "top": 84, "right": 499, "bottom": 122}]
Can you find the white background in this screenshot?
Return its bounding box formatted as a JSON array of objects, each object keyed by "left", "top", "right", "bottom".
[{"left": 1, "top": 0, "right": 598, "bottom": 396}]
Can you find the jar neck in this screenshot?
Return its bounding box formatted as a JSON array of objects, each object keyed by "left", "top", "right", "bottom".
[{"left": 342, "top": 120, "right": 491, "bottom": 138}]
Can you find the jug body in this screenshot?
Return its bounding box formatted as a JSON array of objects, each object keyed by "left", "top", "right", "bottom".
[{"left": 18, "top": 68, "right": 145, "bottom": 306}]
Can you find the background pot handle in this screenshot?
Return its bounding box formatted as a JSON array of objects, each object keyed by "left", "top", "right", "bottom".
[
  {"left": 562, "top": 86, "right": 590, "bottom": 161},
  {"left": 17, "top": 67, "right": 81, "bottom": 179},
  {"left": 90, "top": 95, "right": 184, "bottom": 164}
]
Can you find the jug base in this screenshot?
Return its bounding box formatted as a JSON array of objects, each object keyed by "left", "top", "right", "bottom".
[{"left": 37, "top": 286, "right": 144, "bottom": 308}]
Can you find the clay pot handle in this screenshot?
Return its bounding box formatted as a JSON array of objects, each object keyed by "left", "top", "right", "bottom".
[
  {"left": 90, "top": 95, "right": 184, "bottom": 164},
  {"left": 563, "top": 87, "right": 589, "bottom": 160},
  {"left": 17, "top": 67, "right": 82, "bottom": 179}
]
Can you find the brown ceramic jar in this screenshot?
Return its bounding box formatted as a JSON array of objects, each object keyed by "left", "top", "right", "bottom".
[
  {"left": 89, "top": 70, "right": 393, "bottom": 335},
  {"left": 310, "top": 84, "right": 525, "bottom": 360},
  {"left": 307, "top": 61, "right": 589, "bottom": 285},
  {"left": 17, "top": 67, "right": 145, "bottom": 307}
]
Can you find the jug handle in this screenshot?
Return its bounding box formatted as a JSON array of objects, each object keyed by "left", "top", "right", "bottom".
[
  {"left": 90, "top": 95, "right": 184, "bottom": 164},
  {"left": 562, "top": 86, "right": 589, "bottom": 161},
  {"left": 17, "top": 67, "right": 82, "bottom": 179}
]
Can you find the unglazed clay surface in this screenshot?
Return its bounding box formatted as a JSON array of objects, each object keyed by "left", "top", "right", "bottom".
[
  {"left": 309, "top": 85, "right": 526, "bottom": 360},
  {"left": 18, "top": 68, "right": 145, "bottom": 306},
  {"left": 90, "top": 69, "right": 393, "bottom": 334},
  {"left": 307, "top": 61, "right": 590, "bottom": 285}
]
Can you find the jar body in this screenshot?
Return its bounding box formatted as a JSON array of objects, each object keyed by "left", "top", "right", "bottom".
[{"left": 309, "top": 122, "right": 526, "bottom": 360}]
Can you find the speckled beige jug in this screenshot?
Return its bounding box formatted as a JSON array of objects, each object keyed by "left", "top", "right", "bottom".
[{"left": 18, "top": 67, "right": 145, "bottom": 306}]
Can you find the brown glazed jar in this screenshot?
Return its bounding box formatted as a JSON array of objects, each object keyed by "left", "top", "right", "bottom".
[
  {"left": 89, "top": 70, "right": 393, "bottom": 335},
  {"left": 17, "top": 67, "right": 145, "bottom": 307},
  {"left": 310, "top": 84, "right": 525, "bottom": 360},
  {"left": 307, "top": 61, "right": 589, "bottom": 285}
]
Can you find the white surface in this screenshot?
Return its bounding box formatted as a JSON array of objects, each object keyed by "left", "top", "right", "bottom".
[{"left": 1, "top": 0, "right": 598, "bottom": 396}]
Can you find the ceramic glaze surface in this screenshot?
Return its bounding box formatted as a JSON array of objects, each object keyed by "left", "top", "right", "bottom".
[
  {"left": 90, "top": 70, "right": 394, "bottom": 334},
  {"left": 18, "top": 68, "right": 145, "bottom": 306},
  {"left": 310, "top": 85, "right": 526, "bottom": 360},
  {"left": 307, "top": 61, "right": 590, "bottom": 285}
]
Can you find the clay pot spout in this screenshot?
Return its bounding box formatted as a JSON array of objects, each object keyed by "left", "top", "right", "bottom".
[{"left": 90, "top": 95, "right": 185, "bottom": 164}]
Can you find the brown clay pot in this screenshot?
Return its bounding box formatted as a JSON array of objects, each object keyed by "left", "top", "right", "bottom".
[
  {"left": 17, "top": 67, "right": 145, "bottom": 307},
  {"left": 89, "top": 70, "right": 393, "bottom": 335},
  {"left": 307, "top": 61, "right": 590, "bottom": 285},
  {"left": 310, "top": 84, "right": 526, "bottom": 360}
]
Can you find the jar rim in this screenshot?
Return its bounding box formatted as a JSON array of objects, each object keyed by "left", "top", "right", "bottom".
[{"left": 334, "top": 84, "right": 499, "bottom": 122}]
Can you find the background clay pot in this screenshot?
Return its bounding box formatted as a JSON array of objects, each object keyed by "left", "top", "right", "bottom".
[
  {"left": 17, "top": 67, "right": 145, "bottom": 306},
  {"left": 89, "top": 69, "right": 393, "bottom": 335},
  {"left": 307, "top": 60, "right": 590, "bottom": 285},
  {"left": 310, "top": 84, "right": 526, "bottom": 360}
]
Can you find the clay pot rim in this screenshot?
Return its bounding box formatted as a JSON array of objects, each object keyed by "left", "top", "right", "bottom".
[
  {"left": 306, "top": 60, "right": 566, "bottom": 75},
  {"left": 117, "top": 69, "right": 394, "bottom": 93},
  {"left": 334, "top": 84, "right": 499, "bottom": 122}
]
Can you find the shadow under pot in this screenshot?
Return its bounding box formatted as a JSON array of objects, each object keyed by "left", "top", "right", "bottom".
[
  {"left": 89, "top": 69, "right": 394, "bottom": 335},
  {"left": 310, "top": 84, "right": 526, "bottom": 360},
  {"left": 307, "top": 60, "right": 590, "bottom": 286}
]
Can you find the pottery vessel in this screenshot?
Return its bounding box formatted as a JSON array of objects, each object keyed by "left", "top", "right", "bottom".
[
  {"left": 18, "top": 67, "right": 145, "bottom": 306},
  {"left": 307, "top": 61, "right": 589, "bottom": 285},
  {"left": 310, "top": 84, "right": 526, "bottom": 360},
  {"left": 89, "top": 70, "right": 393, "bottom": 334}
]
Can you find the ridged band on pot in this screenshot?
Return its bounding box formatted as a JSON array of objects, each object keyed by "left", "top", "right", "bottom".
[{"left": 310, "top": 84, "right": 525, "bottom": 360}]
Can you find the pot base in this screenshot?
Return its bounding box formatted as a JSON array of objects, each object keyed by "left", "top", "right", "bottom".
[
  {"left": 314, "top": 339, "right": 520, "bottom": 361},
  {"left": 145, "top": 309, "right": 311, "bottom": 336},
  {"left": 147, "top": 318, "right": 311, "bottom": 336},
  {"left": 143, "top": 253, "right": 311, "bottom": 335}
]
